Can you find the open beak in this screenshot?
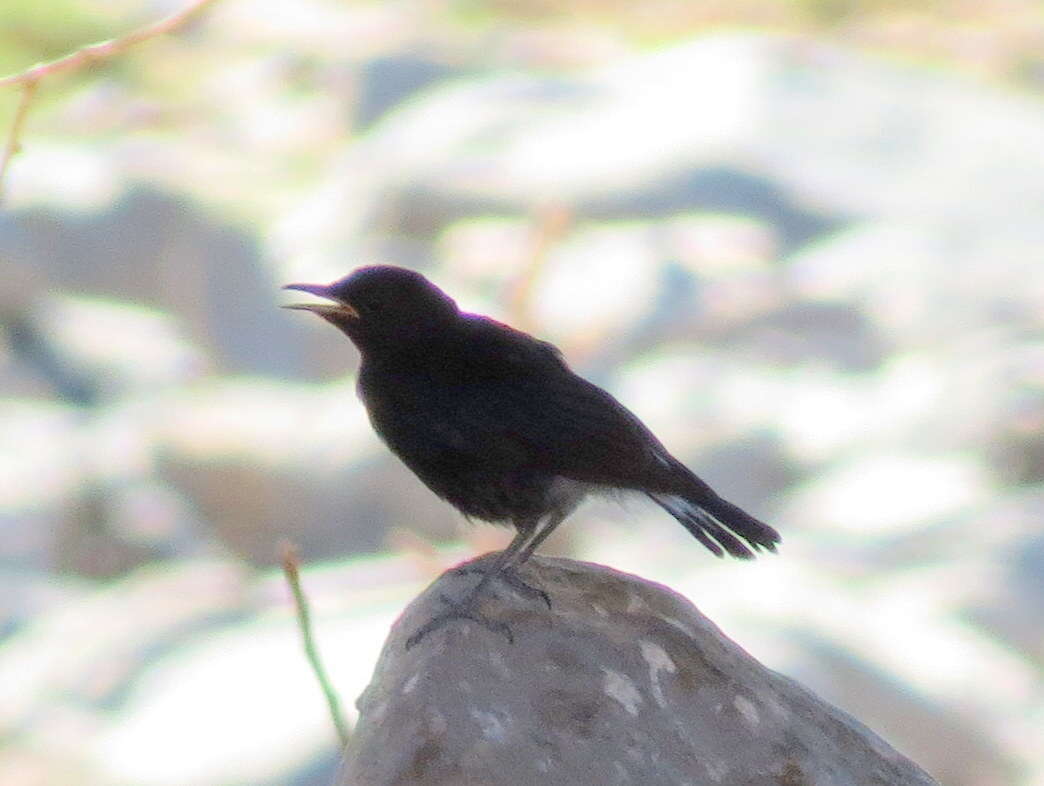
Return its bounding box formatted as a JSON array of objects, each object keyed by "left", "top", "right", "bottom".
[{"left": 282, "top": 283, "right": 360, "bottom": 320}]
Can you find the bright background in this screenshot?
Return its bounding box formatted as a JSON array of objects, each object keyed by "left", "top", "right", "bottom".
[{"left": 1, "top": 1, "right": 1042, "bottom": 784}]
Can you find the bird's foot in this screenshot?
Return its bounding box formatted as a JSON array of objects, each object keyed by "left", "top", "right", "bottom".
[
  {"left": 451, "top": 563, "right": 551, "bottom": 609},
  {"left": 405, "top": 593, "right": 514, "bottom": 649}
]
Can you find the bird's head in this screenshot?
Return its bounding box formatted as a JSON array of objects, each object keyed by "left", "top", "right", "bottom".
[{"left": 283, "top": 265, "right": 460, "bottom": 352}]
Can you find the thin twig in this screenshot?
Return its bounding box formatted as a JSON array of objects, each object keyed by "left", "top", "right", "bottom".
[
  {"left": 280, "top": 541, "right": 351, "bottom": 750},
  {"left": 0, "top": 0, "right": 221, "bottom": 203},
  {"left": 0, "top": 81, "right": 38, "bottom": 204},
  {"left": 0, "top": 0, "right": 221, "bottom": 89},
  {"left": 508, "top": 202, "right": 573, "bottom": 330}
]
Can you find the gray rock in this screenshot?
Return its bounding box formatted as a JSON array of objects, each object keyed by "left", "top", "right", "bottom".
[{"left": 339, "top": 556, "right": 937, "bottom": 786}]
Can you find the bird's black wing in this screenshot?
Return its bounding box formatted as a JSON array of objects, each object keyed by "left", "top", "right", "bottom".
[{"left": 447, "top": 316, "right": 676, "bottom": 489}]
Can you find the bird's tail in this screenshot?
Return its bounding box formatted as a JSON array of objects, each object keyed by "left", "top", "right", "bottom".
[{"left": 648, "top": 485, "right": 780, "bottom": 559}]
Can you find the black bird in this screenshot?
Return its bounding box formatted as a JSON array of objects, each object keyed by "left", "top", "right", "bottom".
[{"left": 284, "top": 266, "right": 780, "bottom": 646}]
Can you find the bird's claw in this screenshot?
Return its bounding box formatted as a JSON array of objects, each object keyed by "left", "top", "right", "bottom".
[
  {"left": 405, "top": 599, "right": 514, "bottom": 649},
  {"left": 507, "top": 579, "right": 551, "bottom": 609},
  {"left": 450, "top": 564, "right": 551, "bottom": 608}
]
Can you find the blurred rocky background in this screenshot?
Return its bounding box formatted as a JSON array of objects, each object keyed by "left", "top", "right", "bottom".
[{"left": 1, "top": 1, "right": 1042, "bottom": 784}]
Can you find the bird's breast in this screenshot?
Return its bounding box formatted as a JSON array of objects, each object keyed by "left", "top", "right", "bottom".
[{"left": 354, "top": 358, "right": 565, "bottom": 523}]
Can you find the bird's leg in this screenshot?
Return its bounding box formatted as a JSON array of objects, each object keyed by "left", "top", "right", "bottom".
[
  {"left": 507, "top": 508, "right": 570, "bottom": 569},
  {"left": 449, "top": 510, "right": 569, "bottom": 607},
  {"left": 406, "top": 527, "right": 533, "bottom": 649},
  {"left": 451, "top": 563, "right": 551, "bottom": 607},
  {"left": 450, "top": 546, "right": 550, "bottom": 607},
  {"left": 491, "top": 508, "right": 571, "bottom": 606}
]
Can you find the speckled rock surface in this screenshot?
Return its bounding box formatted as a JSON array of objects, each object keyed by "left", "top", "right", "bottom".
[{"left": 338, "top": 556, "right": 938, "bottom": 786}]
